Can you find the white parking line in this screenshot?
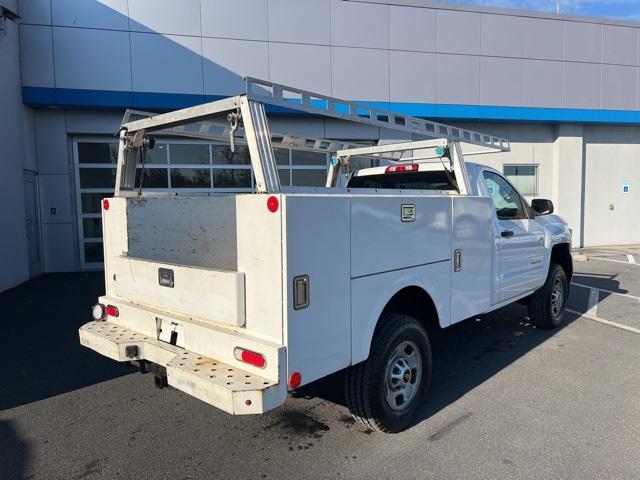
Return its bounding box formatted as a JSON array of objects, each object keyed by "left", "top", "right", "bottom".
[
  {"left": 567, "top": 309, "right": 640, "bottom": 335},
  {"left": 628, "top": 254, "right": 637, "bottom": 265},
  {"left": 571, "top": 282, "right": 640, "bottom": 302},
  {"left": 568, "top": 282, "right": 640, "bottom": 335},
  {"left": 589, "top": 256, "right": 640, "bottom": 266},
  {"left": 585, "top": 288, "right": 599, "bottom": 317}
]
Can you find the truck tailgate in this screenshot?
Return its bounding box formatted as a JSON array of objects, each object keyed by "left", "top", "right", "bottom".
[{"left": 113, "top": 256, "right": 246, "bottom": 327}]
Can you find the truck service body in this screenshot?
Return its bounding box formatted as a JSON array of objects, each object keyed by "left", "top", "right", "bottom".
[{"left": 79, "top": 78, "right": 572, "bottom": 432}]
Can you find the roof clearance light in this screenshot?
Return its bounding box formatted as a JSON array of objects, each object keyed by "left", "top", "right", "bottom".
[
  {"left": 435, "top": 146, "right": 447, "bottom": 157},
  {"left": 234, "top": 347, "right": 266, "bottom": 369},
  {"left": 385, "top": 164, "right": 419, "bottom": 174},
  {"left": 105, "top": 305, "right": 119, "bottom": 317},
  {"left": 103, "top": 199, "right": 110, "bottom": 211}
]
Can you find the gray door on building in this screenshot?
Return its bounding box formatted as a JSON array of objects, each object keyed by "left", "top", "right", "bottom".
[{"left": 23, "top": 170, "right": 43, "bottom": 278}]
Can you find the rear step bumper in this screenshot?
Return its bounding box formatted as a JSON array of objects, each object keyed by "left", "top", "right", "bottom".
[{"left": 79, "top": 320, "right": 287, "bottom": 414}]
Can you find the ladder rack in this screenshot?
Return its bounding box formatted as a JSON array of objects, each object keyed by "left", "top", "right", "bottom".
[
  {"left": 121, "top": 110, "right": 368, "bottom": 155},
  {"left": 117, "top": 77, "right": 511, "bottom": 196},
  {"left": 245, "top": 77, "right": 510, "bottom": 153}
]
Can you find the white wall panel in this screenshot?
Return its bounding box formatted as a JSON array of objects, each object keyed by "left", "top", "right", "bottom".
[
  {"left": 602, "top": 25, "right": 638, "bottom": 66},
  {"left": 52, "top": 0, "right": 128, "bottom": 30},
  {"left": 42, "top": 223, "right": 76, "bottom": 272},
  {"left": 38, "top": 174, "right": 72, "bottom": 224},
  {"left": 269, "top": 43, "right": 331, "bottom": 95},
  {"left": 18, "top": 0, "right": 51, "bottom": 24},
  {"left": 325, "top": 119, "right": 378, "bottom": 139},
  {"left": 481, "top": 14, "right": 523, "bottom": 58},
  {"left": 53, "top": 27, "right": 131, "bottom": 91},
  {"left": 269, "top": 117, "right": 325, "bottom": 138},
  {"left": 389, "top": 5, "right": 435, "bottom": 52},
  {"left": 564, "top": 21, "right": 602, "bottom": 63},
  {"left": 523, "top": 17, "right": 564, "bottom": 61},
  {"left": 331, "top": 47, "right": 389, "bottom": 101},
  {"left": 522, "top": 59, "right": 563, "bottom": 108},
  {"left": 268, "top": 0, "right": 330, "bottom": 45},
  {"left": 389, "top": 50, "right": 435, "bottom": 103},
  {"left": 202, "top": 38, "right": 268, "bottom": 95},
  {"left": 563, "top": 62, "right": 601, "bottom": 109},
  {"left": 435, "top": 9, "right": 481, "bottom": 55},
  {"left": 480, "top": 56, "right": 522, "bottom": 107},
  {"left": 331, "top": 0, "right": 388, "bottom": 49},
  {"left": 601, "top": 64, "right": 636, "bottom": 110},
  {"left": 129, "top": 0, "right": 201, "bottom": 36},
  {"left": 435, "top": 53, "right": 479, "bottom": 105},
  {"left": 65, "top": 111, "right": 124, "bottom": 134},
  {"left": 583, "top": 127, "right": 640, "bottom": 246},
  {"left": 201, "top": 0, "right": 268, "bottom": 41},
  {"left": 34, "top": 110, "right": 68, "bottom": 174},
  {"left": 131, "top": 33, "right": 203, "bottom": 94},
  {"left": 19, "top": 25, "right": 54, "bottom": 87}
]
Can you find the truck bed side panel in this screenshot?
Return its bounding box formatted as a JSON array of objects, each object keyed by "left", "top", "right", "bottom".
[
  {"left": 351, "top": 261, "right": 452, "bottom": 364},
  {"left": 236, "top": 195, "right": 284, "bottom": 344},
  {"left": 450, "top": 196, "right": 494, "bottom": 325},
  {"left": 282, "top": 195, "right": 351, "bottom": 385},
  {"left": 350, "top": 196, "right": 452, "bottom": 278}
]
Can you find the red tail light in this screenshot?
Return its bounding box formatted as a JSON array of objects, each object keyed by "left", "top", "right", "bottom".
[
  {"left": 288, "top": 371, "right": 302, "bottom": 389},
  {"left": 105, "top": 305, "right": 119, "bottom": 317},
  {"left": 234, "top": 347, "right": 266, "bottom": 368},
  {"left": 267, "top": 195, "right": 279, "bottom": 213},
  {"left": 385, "top": 164, "right": 418, "bottom": 174}
]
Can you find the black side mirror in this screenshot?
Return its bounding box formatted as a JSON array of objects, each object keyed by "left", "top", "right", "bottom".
[{"left": 531, "top": 198, "right": 554, "bottom": 215}]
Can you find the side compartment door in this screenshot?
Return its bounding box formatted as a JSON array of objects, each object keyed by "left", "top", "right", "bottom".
[{"left": 481, "top": 170, "right": 545, "bottom": 302}]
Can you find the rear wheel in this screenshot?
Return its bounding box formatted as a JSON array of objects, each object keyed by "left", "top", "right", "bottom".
[
  {"left": 528, "top": 263, "right": 568, "bottom": 329},
  {"left": 344, "top": 313, "right": 431, "bottom": 433}
]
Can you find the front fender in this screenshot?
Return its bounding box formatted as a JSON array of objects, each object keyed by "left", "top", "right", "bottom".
[{"left": 350, "top": 261, "right": 451, "bottom": 365}]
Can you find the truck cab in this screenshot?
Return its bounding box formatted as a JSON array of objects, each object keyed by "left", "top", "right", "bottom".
[{"left": 348, "top": 162, "right": 572, "bottom": 306}]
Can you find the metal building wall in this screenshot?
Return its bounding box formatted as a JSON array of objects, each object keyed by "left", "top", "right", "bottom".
[{"left": 17, "top": 0, "right": 640, "bottom": 123}]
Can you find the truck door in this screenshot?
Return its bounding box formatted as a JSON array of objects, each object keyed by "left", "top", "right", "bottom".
[{"left": 481, "top": 170, "right": 546, "bottom": 303}]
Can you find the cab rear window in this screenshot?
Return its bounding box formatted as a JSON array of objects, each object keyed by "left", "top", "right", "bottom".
[{"left": 347, "top": 170, "right": 457, "bottom": 190}]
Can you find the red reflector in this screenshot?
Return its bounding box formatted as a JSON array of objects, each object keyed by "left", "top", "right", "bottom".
[
  {"left": 385, "top": 164, "right": 419, "bottom": 174},
  {"left": 288, "top": 371, "right": 302, "bottom": 389},
  {"left": 267, "top": 195, "right": 279, "bottom": 213},
  {"left": 105, "top": 305, "right": 119, "bottom": 317},
  {"left": 103, "top": 199, "right": 110, "bottom": 210},
  {"left": 234, "top": 347, "right": 266, "bottom": 368}
]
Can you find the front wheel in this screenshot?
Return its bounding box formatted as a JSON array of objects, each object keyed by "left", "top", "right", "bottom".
[
  {"left": 528, "top": 263, "right": 568, "bottom": 329},
  {"left": 344, "top": 313, "right": 431, "bottom": 433}
]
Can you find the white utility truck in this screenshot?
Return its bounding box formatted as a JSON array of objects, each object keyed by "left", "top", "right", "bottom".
[{"left": 79, "top": 78, "right": 572, "bottom": 433}]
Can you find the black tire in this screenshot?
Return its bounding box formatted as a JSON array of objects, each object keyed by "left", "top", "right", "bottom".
[
  {"left": 344, "top": 313, "right": 431, "bottom": 433},
  {"left": 528, "top": 263, "right": 568, "bottom": 329}
]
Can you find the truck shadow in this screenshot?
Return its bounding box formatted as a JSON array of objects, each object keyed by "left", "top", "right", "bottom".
[
  {"left": 0, "top": 273, "right": 130, "bottom": 410},
  {"left": 294, "top": 282, "right": 592, "bottom": 428},
  {"left": 0, "top": 420, "right": 29, "bottom": 480}
]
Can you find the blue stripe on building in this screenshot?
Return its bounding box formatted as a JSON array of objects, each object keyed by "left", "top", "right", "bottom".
[{"left": 22, "top": 87, "right": 640, "bottom": 125}]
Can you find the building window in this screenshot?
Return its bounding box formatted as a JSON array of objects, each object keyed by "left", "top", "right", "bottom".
[
  {"left": 503, "top": 165, "right": 538, "bottom": 197},
  {"left": 73, "top": 138, "right": 329, "bottom": 269}
]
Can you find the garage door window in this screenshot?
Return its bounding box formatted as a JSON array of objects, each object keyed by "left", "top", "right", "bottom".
[{"left": 74, "top": 139, "right": 329, "bottom": 268}]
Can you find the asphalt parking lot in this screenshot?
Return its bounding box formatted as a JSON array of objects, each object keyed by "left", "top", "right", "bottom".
[{"left": 1, "top": 246, "right": 639, "bottom": 480}]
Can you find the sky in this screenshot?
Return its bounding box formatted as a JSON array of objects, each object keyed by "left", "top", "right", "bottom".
[{"left": 440, "top": 0, "right": 640, "bottom": 21}]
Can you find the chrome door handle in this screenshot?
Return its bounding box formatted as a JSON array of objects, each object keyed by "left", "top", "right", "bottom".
[{"left": 501, "top": 230, "right": 514, "bottom": 237}]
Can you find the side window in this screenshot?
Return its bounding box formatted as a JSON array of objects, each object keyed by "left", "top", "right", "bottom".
[{"left": 482, "top": 171, "right": 526, "bottom": 220}]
